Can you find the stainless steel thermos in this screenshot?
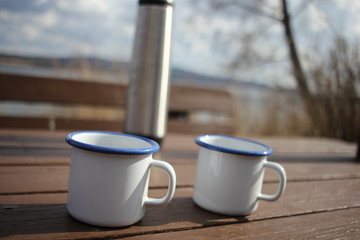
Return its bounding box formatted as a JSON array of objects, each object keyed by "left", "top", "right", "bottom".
[{"left": 125, "top": 0, "right": 174, "bottom": 144}]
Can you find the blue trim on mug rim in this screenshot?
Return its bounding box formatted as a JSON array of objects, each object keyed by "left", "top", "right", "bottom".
[
  {"left": 195, "top": 135, "right": 272, "bottom": 156},
  {"left": 65, "top": 131, "right": 159, "bottom": 155}
]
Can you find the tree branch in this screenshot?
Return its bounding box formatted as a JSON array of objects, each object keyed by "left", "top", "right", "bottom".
[
  {"left": 281, "top": 0, "right": 311, "bottom": 100},
  {"left": 210, "top": 0, "right": 281, "bottom": 22}
]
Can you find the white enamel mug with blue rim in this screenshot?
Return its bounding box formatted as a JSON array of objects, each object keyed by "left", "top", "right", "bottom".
[
  {"left": 193, "top": 135, "right": 286, "bottom": 216},
  {"left": 66, "top": 131, "right": 176, "bottom": 227}
]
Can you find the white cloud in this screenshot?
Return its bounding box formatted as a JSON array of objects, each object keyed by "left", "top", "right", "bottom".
[
  {"left": 331, "top": 0, "right": 360, "bottom": 42},
  {"left": 56, "top": 0, "right": 110, "bottom": 14},
  {"left": 171, "top": 0, "right": 246, "bottom": 75},
  {"left": 0, "top": 10, "right": 11, "bottom": 20},
  {"left": 334, "top": 0, "right": 360, "bottom": 10},
  {"left": 35, "top": 0, "right": 48, "bottom": 6},
  {"left": 38, "top": 10, "right": 58, "bottom": 28},
  {"left": 306, "top": 4, "right": 327, "bottom": 33},
  {"left": 22, "top": 23, "right": 40, "bottom": 40}
]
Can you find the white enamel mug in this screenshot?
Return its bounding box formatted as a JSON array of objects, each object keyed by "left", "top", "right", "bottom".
[
  {"left": 65, "top": 131, "right": 176, "bottom": 227},
  {"left": 193, "top": 135, "right": 286, "bottom": 216}
]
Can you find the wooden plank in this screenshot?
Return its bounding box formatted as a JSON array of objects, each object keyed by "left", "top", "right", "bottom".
[
  {"left": 0, "top": 193, "right": 68, "bottom": 204},
  {"left": 0, "top": 166, "right": 69, "bottom": 194},
  {"left": 168, "top": 120, "right": 235, "bottom": 135},
  {"left": 0, "top": 73, "right": 126, "bottom": 106},
  {"left": 0, "top": 156, "right": 69, "bottom": 166},
  {"left": 169, "top": 85, "right": 234, "bottom": 113},
  {"left": 0, "top": 129, "right": 71, "bottom": 139},
  {"left": 0, "top": 141, "right": 67, "bottom": 149},
  {"left": 0, "top": 147, "right": 70, "bottom": 158},
  {"left": 254, "top": 136, "right": 357, "bottom": 155},
  {"left": 0, "top": 116, "right": 235, "bottom": 133},
  {"left": 54, "top": 118, "right": 122, "bottom": 131},
  {"left": 0, "top": 179, "right": 359, "bottom": 239},
  {"left": 0, "top": 151, "right": 197, "bottom": 165},
  {"left": 0, "top": 116, "right": 51, "bottom": 130},
  {"left": 1, "top": 163, "right": 360, "bottom": 194},
  {"left": 0, "top": 165, "right": 195, "bottom": 194},
  {"left": 149, "top": 161, "right": 360, "bottom": 189},
  {"left": 0, "top": 116, "right": 124, "bottom": 132},
  {"left": 125, "top": 208, "right": 360, "bottom": 240}
]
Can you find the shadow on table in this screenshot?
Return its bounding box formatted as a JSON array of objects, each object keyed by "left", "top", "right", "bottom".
[
  {"left": 0, "top": 204, "right": 130, "bottom": 237},
  {"left": 0, "top": 198, "right": 248, "bottom": 238},
  {"left": 139, "top": 197, "right": 248, "bottom": 227}
]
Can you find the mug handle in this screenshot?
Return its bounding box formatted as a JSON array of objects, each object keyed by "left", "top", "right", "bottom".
[
  {"left": 257, "top": 161, "right": 287, "bottom": 201},
  {"left": 145, "top": 159, "right": 177, "bottom": 205}
]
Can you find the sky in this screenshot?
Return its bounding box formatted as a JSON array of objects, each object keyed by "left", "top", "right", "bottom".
[{"left": 0, "top": 0, "right": 359, "bottom": 88}]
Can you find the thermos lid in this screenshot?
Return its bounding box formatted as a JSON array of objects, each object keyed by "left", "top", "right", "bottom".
[{"left": 139, "top": 0, "right": 173, "bottom": 5}]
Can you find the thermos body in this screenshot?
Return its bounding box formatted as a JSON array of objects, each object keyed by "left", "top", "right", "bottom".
[{"left": 125, "top": 0, "right": 173, "bottom": 144}]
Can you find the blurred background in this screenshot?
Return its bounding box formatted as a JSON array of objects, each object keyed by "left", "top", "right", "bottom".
[{"left": 0, "top": 0, "right": 359, "bottom": 142}]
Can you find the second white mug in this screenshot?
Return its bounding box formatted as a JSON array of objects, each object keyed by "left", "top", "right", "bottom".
[{"left": 193, "top": 135, "right": 286, "bottom": 216}]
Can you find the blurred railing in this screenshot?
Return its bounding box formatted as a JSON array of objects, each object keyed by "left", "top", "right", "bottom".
[{"left": 0, "top": 72, "right": 235, "bottom": 135}]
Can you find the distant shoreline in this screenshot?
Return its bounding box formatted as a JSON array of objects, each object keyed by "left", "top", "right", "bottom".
[{"left": 0, "top": 53, "right": 285, "bottom": 92}]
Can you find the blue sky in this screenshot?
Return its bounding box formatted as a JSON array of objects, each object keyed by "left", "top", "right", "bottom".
[{"left": 0, "top": 0, "right": 359, "bottom": 88}]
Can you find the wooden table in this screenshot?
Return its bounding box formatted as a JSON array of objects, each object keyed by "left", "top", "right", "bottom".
[{"left": 1, "top": 130, "right": 359, "bottom": 239}]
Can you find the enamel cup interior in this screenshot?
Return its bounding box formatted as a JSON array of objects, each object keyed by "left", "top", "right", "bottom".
[
  {"left": 196, "top": 135, "right": 272, "bottom": 156},
  {"left": 73, "top": 132, "right": 150, "bottom": 148},
  {"left": 66, "top": 131, "right": 159, "bottom": 154}
]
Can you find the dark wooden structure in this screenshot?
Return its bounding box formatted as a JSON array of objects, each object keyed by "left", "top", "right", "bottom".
[{"left": 0, "top": 72, "right": 235, "bottom": 134}]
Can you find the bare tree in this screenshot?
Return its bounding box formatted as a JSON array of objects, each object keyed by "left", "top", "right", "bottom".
[
  {"left": 309, "top": 36, "right": 360, "bottom": 141},
  {"left": 280, "top": 0, "right": 314, "bottom": 119},
  {"left": 195, "top": 0, "right": 359, "bottom": 141}
]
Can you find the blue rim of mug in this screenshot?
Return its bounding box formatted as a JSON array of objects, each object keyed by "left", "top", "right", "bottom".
[
  {"left": 195, "top": 135, "right": 272, "bottom": 156},
  {"left": 65, "top": 131, "right": 159, "bottom": 155}
]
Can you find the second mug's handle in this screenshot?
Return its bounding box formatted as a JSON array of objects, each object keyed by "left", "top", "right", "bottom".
[
  {"left": 145, "top": 159, "right": 177, "bottom": 205},
  {"left": 258, "top": 161, "right": 287, "bottom": 201}
]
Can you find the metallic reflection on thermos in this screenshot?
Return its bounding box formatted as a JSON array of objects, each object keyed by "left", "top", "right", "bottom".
[{"left": 125, "top": 0, "right": 174, "bottom": 145}]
